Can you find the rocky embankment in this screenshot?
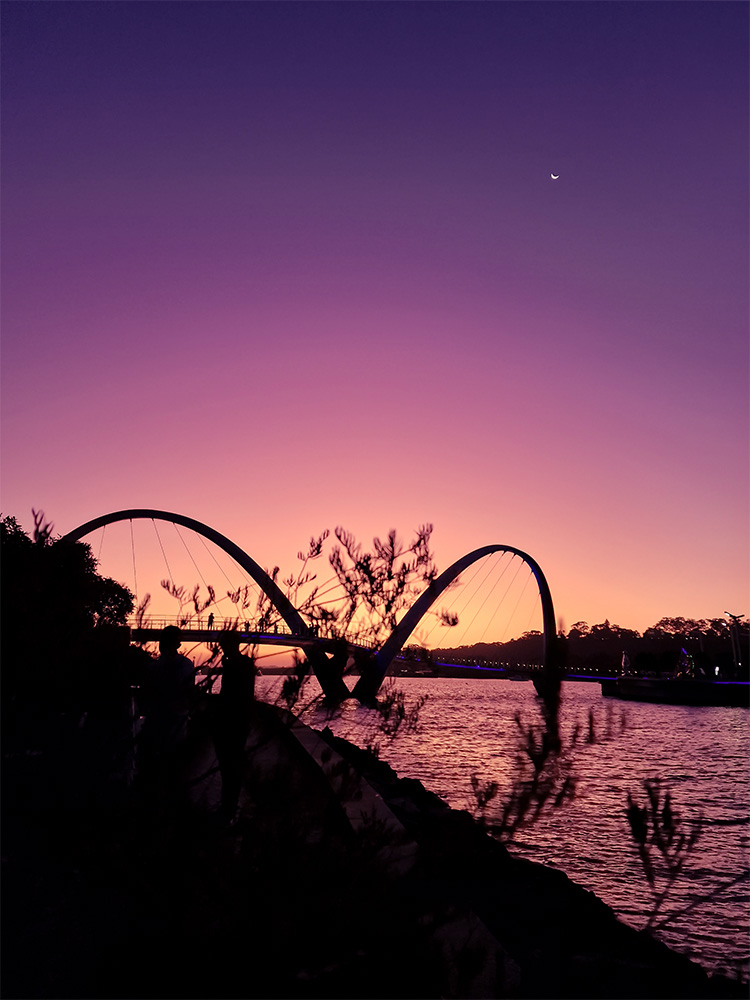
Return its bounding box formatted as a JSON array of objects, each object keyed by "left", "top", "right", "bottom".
[
  {"left": 315, "top": 727, "right": 746, "bottom": 999},
  {"left": 2, "top": 700, "right": 746, "bottom": 999}
]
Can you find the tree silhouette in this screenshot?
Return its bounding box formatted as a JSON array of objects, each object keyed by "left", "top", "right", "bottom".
[{"left": 1, "top": 511, "right": 135, "bottom": 704}]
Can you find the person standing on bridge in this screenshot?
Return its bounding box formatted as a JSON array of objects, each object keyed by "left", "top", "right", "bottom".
[{"left": 212, "top": 632, "right": 257, "bottom": 823}]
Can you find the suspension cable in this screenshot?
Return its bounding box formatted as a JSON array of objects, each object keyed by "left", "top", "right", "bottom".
[
  {"left": 484, "top": 557, "right": 526, "bottom": 641},
  {"left": 172, "top": 523, "right": 214, "bottom": 594},
  {"left": 217, "top": 544, "right": 266, "bottom": 604},
  {"left": 453, "top": 553, "right": 520, "bottom": 647},
  {"left": 190, "top": 531, "right": 316, "bottom": 626},
  {"left": 97, "top": 524, "right": 106, "bottom": 562},
  {"left": 195, "top": 532, "right": 248, "bottom": 593},
  {"left": 152, "top": 519, "right": 176, "bottom": 593},
  {"left": 482, "top": 563, "right": 533, "bottom": 644},
  {"left": 518, "top": 591, "right": 542, "bottom": 639},
  {"left": 130, "top": 519, "right": 138, "bottom": 606},
  {"left": 468, "top": 555, "right": 523, "bottom": 644},
  {"left": 419, "top": 553, "right": 493, "bottom": 646}
]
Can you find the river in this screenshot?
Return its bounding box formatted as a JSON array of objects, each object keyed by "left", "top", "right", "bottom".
[{"left": 257, "top": 674, "right": 749, "bottom": 981}]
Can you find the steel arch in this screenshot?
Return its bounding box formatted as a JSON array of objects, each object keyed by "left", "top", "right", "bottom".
[
  {"left": 62, "top": 508, "right": 350, "bottom": 701},
  {"left": 64, "top": 511, "right": 558, "bottom": 705},
  {"left": 353, "top": 543, "right": 558, "bottom": 701}
]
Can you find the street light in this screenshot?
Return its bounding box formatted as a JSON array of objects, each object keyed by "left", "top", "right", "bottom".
[{"left": 724, "top": 612, "right": 745, "bottom": 672}]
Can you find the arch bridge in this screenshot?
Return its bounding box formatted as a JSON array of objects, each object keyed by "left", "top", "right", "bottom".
[{"left": 63, "top": 509, "right": 560, "bottom": 703}]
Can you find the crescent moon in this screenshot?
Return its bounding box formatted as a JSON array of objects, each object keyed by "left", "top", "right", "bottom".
[{"left": 551, "top": 173, "right": 560, "bottom": 180}]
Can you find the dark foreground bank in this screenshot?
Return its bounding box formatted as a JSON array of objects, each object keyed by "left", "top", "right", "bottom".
[{"left": 2, "top": 700, "right": 746, "bottom": 1000}]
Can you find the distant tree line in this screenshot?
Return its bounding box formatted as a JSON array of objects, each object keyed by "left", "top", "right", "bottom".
[{"left": 432, "top": 616, "right": 749, "bottom": 679}]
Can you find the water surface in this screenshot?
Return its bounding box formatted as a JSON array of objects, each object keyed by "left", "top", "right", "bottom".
[{"left": 258, "top": 675, "right": 749, "bottom": 979}]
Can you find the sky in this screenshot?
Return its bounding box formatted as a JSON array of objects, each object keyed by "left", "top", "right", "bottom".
[{"left": 2, "top": 1, "right": 748, "bottom": 641}]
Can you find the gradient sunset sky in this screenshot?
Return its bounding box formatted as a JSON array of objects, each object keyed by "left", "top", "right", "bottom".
[{"left": 2, "top": 1, "right": 748, "bottom": 638}]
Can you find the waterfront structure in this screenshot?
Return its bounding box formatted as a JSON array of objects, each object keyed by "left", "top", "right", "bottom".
[{"left": 64, "top": 509, "right": 559, "bottom": 702}]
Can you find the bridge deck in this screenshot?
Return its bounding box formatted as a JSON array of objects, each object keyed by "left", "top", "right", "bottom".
[{"left": 131, "top": 627, "right": 321, "bottom": 648}]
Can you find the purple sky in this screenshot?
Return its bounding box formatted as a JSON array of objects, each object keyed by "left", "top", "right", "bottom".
[{"left": 2, "top": 1, "right": 748, "bottom": 637}]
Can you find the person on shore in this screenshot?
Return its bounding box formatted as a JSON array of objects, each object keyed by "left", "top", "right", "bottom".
[
  {"left": 212, "top": 632, "right": 257, "bottom": 823},
  {"left": 136, "top": 625, "right": 195, "bottom": 803}
]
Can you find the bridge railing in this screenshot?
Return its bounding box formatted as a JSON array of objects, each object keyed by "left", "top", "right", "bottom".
[
  {"left": 437, "top": 658, "right": 544, "bottom": 672},
  {"left": 128, "top": 615, "right": 304, "bottom": 636},
  {"left": 429, "top": 659, "right": 613, "bottom": 677},
  {"left": 126, "top": 615, "right": 374, "bottom": 647}
]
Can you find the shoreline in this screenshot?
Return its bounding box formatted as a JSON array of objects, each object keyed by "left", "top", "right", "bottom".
[{"left": 3, "top": 700, "right": 746, "bottom": 999}]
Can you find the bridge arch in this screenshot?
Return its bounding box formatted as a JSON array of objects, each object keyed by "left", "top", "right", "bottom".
[
  {"left": 63, "top": 508, "right": 310, "bottom": 636},
  {"left": 353, "top": 543, "right": 558, "bottom": 701},
  {"left": 63, "top": 509, "right": 351, "bottom": 702},
  {"left": 64, "top": 512, "right": 557, "bottom": 705}
]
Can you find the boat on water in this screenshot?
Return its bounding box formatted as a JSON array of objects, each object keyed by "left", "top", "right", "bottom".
[
  {"left": 601, "top": 676, "right": 749, "bottom": 707},
  {"left": 600, "top": 644, "right": 749, "bottom": 707}
]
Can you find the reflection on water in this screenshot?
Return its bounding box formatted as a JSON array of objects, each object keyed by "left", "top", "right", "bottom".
[{"left": 257, "top": 675, "right": 749, "bottom": 980}]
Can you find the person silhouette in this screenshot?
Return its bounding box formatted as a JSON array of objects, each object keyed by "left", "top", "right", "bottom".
[
  {"left": 207, "top": 612, "right": 215, "bottom": 631},
  {"left": 136, "top": 625, "right": 195, "bottom": 803},
  {"left": 212, "top": 632, "right": 256, "bottom": 822}
]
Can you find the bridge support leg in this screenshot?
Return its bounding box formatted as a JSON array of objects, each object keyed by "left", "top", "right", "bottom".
[
  {"left": 305, "top": 649, "right": 351, "bottom": 704},
  {"left": 351, "top": 654, "right": 387, "bottom": 704}
]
